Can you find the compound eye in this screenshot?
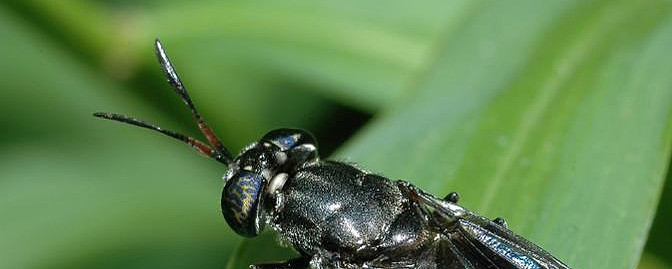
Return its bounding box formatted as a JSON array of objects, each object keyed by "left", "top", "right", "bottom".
[
  {"left": 261, "top": 128, "right": 317, "bottom": 151},
  {"left": 221, "top": 171, "right": 265, "bottom": 237}
]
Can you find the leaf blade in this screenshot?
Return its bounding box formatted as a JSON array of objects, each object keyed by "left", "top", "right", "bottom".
[{"left": 342, "top": 1, "right": 672, "bottom": 268}]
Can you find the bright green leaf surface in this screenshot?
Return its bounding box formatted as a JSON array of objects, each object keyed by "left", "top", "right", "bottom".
[
  {"left": 230, "top": 0, "right": 672, "bottom": 268},
  {"left": 7, "top": 0, "right": 470, "bottom": 112},
  {"left": 141, "top": 0, "right": 471, "bottom": 111},
  {"left": 344, "top": 1, "right": 672, "bottom": 269}
]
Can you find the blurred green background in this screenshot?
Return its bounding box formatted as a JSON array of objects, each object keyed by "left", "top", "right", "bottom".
[{"left": 1, "top": 1, "right": 671, "bottom": 269}]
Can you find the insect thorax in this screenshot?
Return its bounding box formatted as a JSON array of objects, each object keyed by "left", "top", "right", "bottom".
[{"left": 269, "top": 161, "right": 434, "bottom": 261}]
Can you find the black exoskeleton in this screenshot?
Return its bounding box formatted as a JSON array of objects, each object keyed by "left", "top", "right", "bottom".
[{"left": 95, "top": 40, "right": 572, "bottom": 269}]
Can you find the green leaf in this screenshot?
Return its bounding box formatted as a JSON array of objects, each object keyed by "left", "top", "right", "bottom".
[
  {"left": 642, "top": 166, "right": 672, "bottom": 267},
  {"left": 638, "top": 253, "right": 672, "bottom": 269},
  {"left": 230, "top": 0, "right": 672, "bottom": 268},
  {"left": 3, "top": 0, "right": 476, "bottom": 153},
  {"left": 6, "top": 0, "right": 471, "bottom": 112},
  {"left": 343, "top": 1, "right": 672, "bottom": 268},
  {"left": 140, "top": 0, "right": 471, "bottom": 111}
]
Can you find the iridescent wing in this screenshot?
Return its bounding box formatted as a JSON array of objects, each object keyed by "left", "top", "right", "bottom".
[
  {"left": 400, "top": 182, "right": 572, "bottom": 269},
  {"left": 446, "top": 216, "right": 569, "bottom": 269}
]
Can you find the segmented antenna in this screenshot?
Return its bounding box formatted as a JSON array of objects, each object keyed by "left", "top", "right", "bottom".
[
  {"left": 93, "top": 39, "right": 233, "bottom": 165},
  {"left": 154, "top": 39, "right": 233, "bottom": 161},
  {"left": 93, "top": 113, "right": 230, "bottom": 164}
]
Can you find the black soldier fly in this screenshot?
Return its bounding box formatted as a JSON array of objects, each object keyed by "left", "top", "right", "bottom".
[{"left": 94, "top": 40, "right": 572, "bottom": 269}]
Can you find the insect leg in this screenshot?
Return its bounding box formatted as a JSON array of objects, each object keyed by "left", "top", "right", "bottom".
[{"left": 249, "top": 256, "right": 310, "bottom": 269}]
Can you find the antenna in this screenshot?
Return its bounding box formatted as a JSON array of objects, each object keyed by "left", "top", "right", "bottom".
[
  {"left": 93, "top": 39, "right": 234, "bottom": 165},
  {"left": 154, "top": 39, "right": 233, "bottom": 161},
  {"left": 93, "top": 113, "right": 231, "bottom": 164}
]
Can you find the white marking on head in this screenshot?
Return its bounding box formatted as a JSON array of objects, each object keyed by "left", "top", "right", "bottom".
[
  {"left": 327, "top": 203, "right": 341, "bottom": 212},
  {"left": 267, "top": 172, "right": 289, "bottom": 198}
]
